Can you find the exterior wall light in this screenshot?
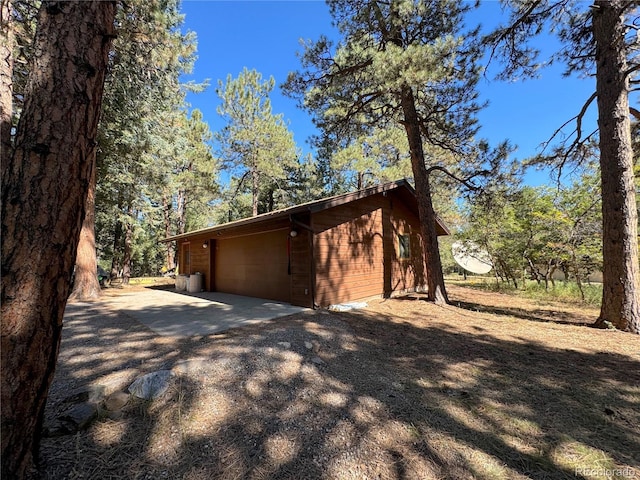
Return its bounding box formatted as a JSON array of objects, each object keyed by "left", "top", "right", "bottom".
[
  {"left": 290, "top": 230, "right": 298, "bottom": 237},
  {"left": 202, "top": 240, "right": 208, "bottom": 248}
]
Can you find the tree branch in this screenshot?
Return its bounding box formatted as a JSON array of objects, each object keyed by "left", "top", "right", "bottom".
[
  {"left": 541, "top": 91, "right": 597, "bottom": 154},
  {"left": 485, "top": 0, "right": 543, "bottom": 69},
  {"left": 426, "top": 165, "right": 485, "bottom": 191},
  {"left": 625, "top": 63, "right": 640, "bottom": 78}
]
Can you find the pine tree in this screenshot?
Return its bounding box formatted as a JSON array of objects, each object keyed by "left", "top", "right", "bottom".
[
  {"left": 216, "top": 68, "right": 299, "bottom": 217},
  {"left": 284, "top": 0, "right": 484, "bottom": 304},
  {"left": 95, "top": 0, "right": 213, "bottom": 280},
  {"left": 485, "top": 0, "right": 639, "bottom": 332},
  {"left": 0, "top": 3, "right": 116, "bottom": 476}
]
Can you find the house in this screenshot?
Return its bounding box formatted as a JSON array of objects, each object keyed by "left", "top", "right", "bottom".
[{"left": 162, "top": 179, "right": 449, "bottom": 308}]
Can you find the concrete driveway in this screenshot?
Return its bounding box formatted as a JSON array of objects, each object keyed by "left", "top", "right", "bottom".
[{"left": 100, "top": 287, "right": 309, "bottom": 337}]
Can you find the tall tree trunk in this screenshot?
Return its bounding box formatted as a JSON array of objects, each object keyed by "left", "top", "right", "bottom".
[
  {"left": 252, "top": 166, "right": 259, "bottom": 217},
  {"left": 110, "top": 206, "right": 123, "bottom": 281},
  {"left": 0, "top": 2, "right": 116, "bottom": 478},
  {"left": 122, "top": 207, "right": 133, "bottom": 285},
  {"left": 163, "top": 192, "right": 176, "bottom": 270},
  {"left": 545, "top": 259, "right": 557, "bottom": 290},
  {"left": 0, "top": 0, "right": 13, "bottom": 169},
  {"left": 69, "top": 155, "right": 101, "bottom": 301},
  {"left": 400, "top": 85, "right": 449, "bottom": 304},
  {"left": 177, "top": 188, "right": 186, "bottom": 234},
  {"left": 267, "top": 187, "right": 274, "bottom": 212},
  {"left": 592, "top": 0, "right": 640, "bottom": 333}
]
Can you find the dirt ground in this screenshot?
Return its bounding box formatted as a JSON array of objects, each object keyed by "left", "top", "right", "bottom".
[{"left": 40, "top": 285, "right": 640, "bottom": 480}]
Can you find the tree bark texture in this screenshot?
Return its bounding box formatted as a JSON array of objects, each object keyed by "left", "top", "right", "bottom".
[
  {"left": 252, "top": 166, "right": 259, "bottom": 217},
  {"left": 122, "top": 206, "right": 133, "bottom": 285},
  {"left": 1, "top": 0, "right": 14, "bottom": 169},
  {"left": 110, "top": 205, "right": 123, "bottom": 281},
  {"left": 400, "top": 85, "right": 449, "bottom": 305},
  {"left": 69, "top": 155, "right": 102, "bottom": 301},
  {"left": 0, "top": 2, "right": 116, "bottom": 478},
  {"left": 177, "top": 188, "right": 186, "bottom": 234},
  {"left": 592, "top": 0, "right": 640, "bottom": 333},
  {"left": 163, "top": 192, "right": 176, "bottom": 270}
]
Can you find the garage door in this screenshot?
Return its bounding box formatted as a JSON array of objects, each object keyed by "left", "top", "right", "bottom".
[{"left": 214, "top": 229, "right": 290, "bottom": 302}]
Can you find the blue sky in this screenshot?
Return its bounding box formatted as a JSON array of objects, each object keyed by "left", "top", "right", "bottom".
[{"left": 179, "top": 0, "right": 601, "bottom": 186}]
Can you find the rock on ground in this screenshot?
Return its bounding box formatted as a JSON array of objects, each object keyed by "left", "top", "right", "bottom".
[{"left": 128, "top": 370, "right": 175, "bottom": 400}]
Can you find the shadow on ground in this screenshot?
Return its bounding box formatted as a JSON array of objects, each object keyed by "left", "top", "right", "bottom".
[
  {"left": 40, "top": 296, "right": 639, "bottom": 480},
  {"left": 452, "top": 299, "right": 595, "bottom": 327}
]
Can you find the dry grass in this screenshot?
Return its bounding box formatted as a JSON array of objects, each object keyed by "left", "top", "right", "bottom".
[{"left": 41, "top": 285, "right": 640, "bottom": 479}]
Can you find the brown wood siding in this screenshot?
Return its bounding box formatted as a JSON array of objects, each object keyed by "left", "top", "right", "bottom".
[
  {"left": 289, "top": 216, "right": 313, "bottom": 307},
  {"left": 215, "top": 229, "right": 290, "bottom": 302},
  {"left": 208, "top": 239, "right": 216, "bottom": 292},
  {"left": 312, "top": 191, "right": 428, "bottom": 306},
  {"left": 388, "top": 198, "right": 426, "bottom": 294},
  {"left": 179, "top": 242, "right": 191, "bottom": 274},
  {"left": 313, "top": 198, "right": 385, "bottom": 306},
  {"left": 178, "top": 236, "right": 212, "bottom": 291},
  {"left": 171, "top": 185, "right": 437, "bottom": 305}
]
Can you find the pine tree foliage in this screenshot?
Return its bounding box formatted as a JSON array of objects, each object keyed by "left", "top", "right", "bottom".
[
  {"left": 329, "top": 125, "right": 411, "bottom": 189},
  {"left": 286, "top": 0, "right": 485, "bottom": 152},
  {"left": 216, "top": 68, "right": 299, "bottom": 218},
  {"left": 284, "top": 0, "right": 491, "bottom": 303},
  {"left": 286, "top": 152, "right": 327, "bottom": 205},
  {"left": 96, "top": 0, "right": 217, "bottom": 277},
  {"left": 4, "top": 1, "right": 269, "bottom": 279}
]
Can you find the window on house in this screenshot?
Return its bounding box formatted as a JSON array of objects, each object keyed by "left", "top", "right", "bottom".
[{"left": 398, "top": 234, "right": 410, "bottom": 259}]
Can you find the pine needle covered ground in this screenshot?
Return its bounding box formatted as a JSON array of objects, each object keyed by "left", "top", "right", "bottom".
[{"left": 41, "top": 284, "right": 639, "bottom": 479}]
